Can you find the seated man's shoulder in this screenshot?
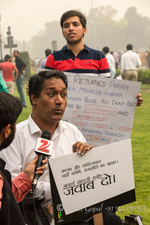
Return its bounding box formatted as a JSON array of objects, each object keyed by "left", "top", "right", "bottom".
[
  {"left": 16, "top": 119, "right": 30, "bottom": 136},
  {"left": 17, "top": 119, "right": 29, "bottom": 129}
]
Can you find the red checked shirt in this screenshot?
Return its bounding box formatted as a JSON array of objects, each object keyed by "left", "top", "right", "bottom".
[{"left": 0, "top": 172, "right": 32, "bottom": 209}]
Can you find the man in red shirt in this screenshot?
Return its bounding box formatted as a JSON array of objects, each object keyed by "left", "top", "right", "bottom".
[{"left": 0, "top": 55, "right": 18, "bottom": 94}]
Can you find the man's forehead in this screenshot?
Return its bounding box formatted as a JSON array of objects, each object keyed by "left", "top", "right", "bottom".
[
  {"left": 63, "top": 16, "right": 80, "bottom": 24},
  {"left": 43, "top": 78, "right": 66, "bottom": 89}
]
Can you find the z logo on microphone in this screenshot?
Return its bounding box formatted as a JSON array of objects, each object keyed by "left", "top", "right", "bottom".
[{"left": 38, "top": 139, "right": 50, "bottom": 153}]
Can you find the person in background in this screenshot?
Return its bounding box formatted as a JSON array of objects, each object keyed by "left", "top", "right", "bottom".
[
  {"left": 40, "top": 49, "right": 52, "bottom": 69},
  {"left": 145, "top": 46, "right": 150, "bottom": 69},
  {"left": 45, "top": 10, "right": 110, "bottom": 77},
  {"left": 102, "top": 47, "right": 116, "bottom": 78},
  {"left": 34, "top": 57, "right": 40, "bottom": 73},
  {"left": 13, "top": 50, "right": 27, "bottom": 107},
  {"left": 0, "top": 70, "right": 9, "bottom": 93},
  {"left": 120, "top": 44, "right": 142, "bottom": 81},
  {"left": 0, "top": 55, "right": 18, "bottom": 94},
  {"left": 0, "top": 92, "right": 47, "bottom": 225},
  {"left": 111, "top": 51, "right": 120, "bottom": 70}
]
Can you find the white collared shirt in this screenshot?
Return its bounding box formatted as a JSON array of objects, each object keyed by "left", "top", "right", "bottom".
[
  {"left": 120, "top": 50, "right": 142, "bottom": 74},
  {"left": 0, "top": 115, "right": 86, "bottom": 205}
]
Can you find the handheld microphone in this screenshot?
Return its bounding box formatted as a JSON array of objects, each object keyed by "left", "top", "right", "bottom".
[{"left": 32, "top": 130, "right": 53, "bottom": 192}]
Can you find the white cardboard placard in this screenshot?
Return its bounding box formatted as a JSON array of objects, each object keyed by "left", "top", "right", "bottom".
[
  {"left": 50, "top": 139, "right": 134, "bottom": 215},
  {"left": 63, "top": 74, "right": 141, "bottom": 146}
]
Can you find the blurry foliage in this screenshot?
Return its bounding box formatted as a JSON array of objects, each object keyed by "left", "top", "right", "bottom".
[
  {"left": 26, "top": 21, "right": 65, "bottom": 58},
  {"left": 116, "top": 69, "right": 150, "bottom": 84},
  {"left": 138, "top": 69, "right": 150, "bottom": 84},
  {"left": 116, "top": 69, "right": 121, "bottom": 76},
  {"left": 19, "top": 51, "right": 31, "bottom": 80}
]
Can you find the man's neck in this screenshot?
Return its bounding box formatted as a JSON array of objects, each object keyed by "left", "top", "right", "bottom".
[
  {"left": 31, "top": 113, "right": 58, "bottom": 138},
  {"left": 67, "top": 41, "right": 84, "bottom": 57}
]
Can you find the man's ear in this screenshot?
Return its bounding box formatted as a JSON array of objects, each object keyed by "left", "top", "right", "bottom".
[
  {"left": 62, "top": 29, "right": 65, "bottom": 38},
  {"left": 83, "top": 27, "right": 87, "bottom": 35},
  {"left": 1, "top": 124, "right": 11, "bottom": 139},
  {"left": 30, "top": 94, "right": 37, "bottom": 106}
]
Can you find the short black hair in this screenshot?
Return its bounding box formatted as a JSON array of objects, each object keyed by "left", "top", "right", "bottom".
[
  {"left": 13, "top": 50, "right": 19, "bottom": 54},
  {"left": 45, "top": 49, "right": 52, "bottom": 57},
  {"left": 29, "top": 70, "right": 68, "bottom": 105},
  {"left": 4, "top": 54, "right": 11, "bottom": 61},
  {"left": 102, "top": 47, "right": 110, "bottom": 54},
  {"left": 60, "top": 10, "right": 86, "bottom": 28},
  {"left": 0, "top": 92, "right": 22, "bottom": 132},
  {"left": 126, "top": 44, "right": 133, "bottom": 50}
]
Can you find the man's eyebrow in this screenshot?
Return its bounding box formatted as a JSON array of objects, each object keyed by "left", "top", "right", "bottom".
[
  {"left": 45, "top": 87, "right": 67, "bottom": 90},
  {"left": 63, "top": 22, "right": 69, "bottom": 26},
  {"left": 63, "top": 21, "right": 79, "bottom": 26}
]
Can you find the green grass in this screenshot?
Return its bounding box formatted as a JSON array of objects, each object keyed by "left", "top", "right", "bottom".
[
  {"left": 141, "top": 83, "right": 150, "bottom": 90},
  {"left": 13, "top": 82, "right": 32, "bottom": 123},
  {"left": 14, "top": 82, "right": 150, "bottom": 224},
  {"left": 117, "top": 90, "right": 150, "bottom": 224}
]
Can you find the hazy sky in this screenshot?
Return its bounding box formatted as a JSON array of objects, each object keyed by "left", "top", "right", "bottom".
[{"left": 1, "top": 0, "right": 150, "bottom": 42}]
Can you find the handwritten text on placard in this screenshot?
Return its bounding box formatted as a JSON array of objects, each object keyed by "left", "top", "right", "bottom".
[{"left": 63, "top": 74, "right": 141, "bottom": 146}]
